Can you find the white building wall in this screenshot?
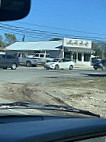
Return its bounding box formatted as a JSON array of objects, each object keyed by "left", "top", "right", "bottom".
[
  {"left": 63, "top": 38, "right": 93, "bottom": 66},
  {"left": 75, "top": 52, "right": 91, "bottom": 66}
]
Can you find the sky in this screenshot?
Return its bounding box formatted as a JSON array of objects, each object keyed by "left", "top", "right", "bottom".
[{"left": 1, "top": 0, "right": 106, "bottom": 42}]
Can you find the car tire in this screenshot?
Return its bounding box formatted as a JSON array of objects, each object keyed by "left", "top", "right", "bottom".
[
  {"left": 94, "top": 67, "right": 97, "bottom": 70},
  {"left": 55, "top": 65, "right": 59, "bottom": 70},
  {"left": 26, "top": 61, "right": 32, "bottom": 67},
  {"left": 11, "top": 63, "right": 17, "bottom": 70},
  {"left": 3, "top": 67, "right": 7, "bottom": 70},
  {"left": 69, "top": 65, "right": 73, "bottom": 70}
]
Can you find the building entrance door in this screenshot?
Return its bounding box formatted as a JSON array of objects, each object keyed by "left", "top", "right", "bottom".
[{"left": 73, "top": 53, "right": 77, "bottom": 62}]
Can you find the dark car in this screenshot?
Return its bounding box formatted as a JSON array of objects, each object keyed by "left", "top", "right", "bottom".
[
  {"left": 91, "top": 57, "right": 102, "bottom": 66},
  {"left": 0, "top": 54, "right": 19, "bottom": 70},
  {"left": 93, "top": 59, "right": 106, "bottom": 70}
]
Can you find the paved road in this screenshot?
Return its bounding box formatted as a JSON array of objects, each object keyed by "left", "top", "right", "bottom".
[{"left": 0, "top": 66, "right": 105, "bottom": 84}]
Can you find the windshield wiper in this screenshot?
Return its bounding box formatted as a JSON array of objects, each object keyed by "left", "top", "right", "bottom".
[{"left": 0, "top": 101, "right": 100, "bottom": 118}]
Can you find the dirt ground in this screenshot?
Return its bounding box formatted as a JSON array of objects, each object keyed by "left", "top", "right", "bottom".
[{"left": 0, "top": 77, "right": 106, "bottom": 118}]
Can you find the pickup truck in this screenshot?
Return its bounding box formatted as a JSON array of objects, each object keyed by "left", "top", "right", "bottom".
[
  {"left": 20, "top": 57, "right": 40, "bottom": 67},
  {"left": 15, "top": 53, "right": 40, "bottom": 67},
  {"left": 15, "top": 53, "right": 54, "bottom": 67},
  {"left": 28, "top": 53, "right": 54, "bottom": 65}
]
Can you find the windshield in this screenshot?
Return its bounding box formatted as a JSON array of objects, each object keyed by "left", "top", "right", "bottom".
[{"left": 0, "top": 0, "right": 106, "bottom": 118}]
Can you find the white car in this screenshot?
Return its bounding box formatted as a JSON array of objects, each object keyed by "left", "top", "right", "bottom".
[{"left": 44, "top": 58, "right": 75, "bottom": 70}]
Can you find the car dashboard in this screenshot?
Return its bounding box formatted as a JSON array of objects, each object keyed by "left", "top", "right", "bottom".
[{"left": 0, "top": 115, "right": 106, "bottom": 142}]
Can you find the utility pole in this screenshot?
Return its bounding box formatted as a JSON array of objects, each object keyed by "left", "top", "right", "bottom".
[{"left": 22, "top": 35, "right": 25, "bottom": 42}]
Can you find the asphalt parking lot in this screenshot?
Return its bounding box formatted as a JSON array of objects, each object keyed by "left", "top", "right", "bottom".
[{"left": 0, "top": 66, "right": 105, "bottom": 83}]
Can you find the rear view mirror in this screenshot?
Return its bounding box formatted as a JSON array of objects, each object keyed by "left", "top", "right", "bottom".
[{"left": 0, "top": 0, "right": 31, "bottom": 21}]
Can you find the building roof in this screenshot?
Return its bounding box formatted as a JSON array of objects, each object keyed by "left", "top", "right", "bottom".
[{"left": 6, "top": 41, "right": 62, "bottom": 51}]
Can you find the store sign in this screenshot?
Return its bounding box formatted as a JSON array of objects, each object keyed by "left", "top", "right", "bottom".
[{"left": 63, "top": 38, "right": 92, "bottom": 49}]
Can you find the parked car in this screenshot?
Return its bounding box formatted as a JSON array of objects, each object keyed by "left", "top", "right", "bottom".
[
  {"left": 0, "top": 54, "right": 19, "bottom": 70},
  {"left": 44, "top": 58, "right": 75, "bottom": 70},
  {"left": 93, "top": 59, "right": 106, "bottom": 70},
  {"left": 14, "top": 53, "right": 55, "bottom": 66},
  {"left": 19, "top": 57, "right": 40, "bottom": 67},
  {"left": 15, "top": 53, "right": 41, "bottom": 67},
  {"left": 28, "top": 53, "right": 54, "bottom": 65},
  {"left": 91, "top": 56, "right": 102, "bottom": 66}
]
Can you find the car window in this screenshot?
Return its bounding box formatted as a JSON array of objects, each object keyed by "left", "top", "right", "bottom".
[
  {"left": 7, "top": 55, "right": 12, "bottom": 59},
  {"left": 35, "top": 54, "right": 39, "bottom": 57},
  {"left": 1, "top": 55, "right": 5, "bottom": 60},
  {"left": 46, "top": 54, "right": 49, "bottom": 57},
  {"left": 63, "top": 59, "right": 71, "bottom": 62},
  {"left": 40, "top": 54, "right": 44, "bottom": 57},
  {"left": 62, "top": 59, "right": 66, "bottom": 62},
  {"left": 53, "top": 59, "right": 59, "bottom": 62},
  {"left": 59, "top": 59, "right": 63, "bottom": 62}
]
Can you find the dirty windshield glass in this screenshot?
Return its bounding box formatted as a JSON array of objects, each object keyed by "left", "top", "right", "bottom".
[{"left": 0, "top": 0, "right": 106, "bottom": 118}]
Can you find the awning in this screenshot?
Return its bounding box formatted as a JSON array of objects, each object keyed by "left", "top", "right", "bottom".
[
  {"left": 55, "top": 45, "right": 62, "bottom": 49},
  {"left": 64, "top": 47, "right": 94, "bottom": 54}
]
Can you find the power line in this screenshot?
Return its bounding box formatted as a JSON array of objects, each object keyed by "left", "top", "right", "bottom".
[
  {"left": 0, "top": 25, "right": 60, "bottom": 38},
  {"left": 0, "top": 23, "right": 106, "bottom": 42},
  {"left": 0, "top": 28, "right": 48, "bottom": 40},
  {"left": 15, "top": 21, "right": 106, "bottom": 37}
]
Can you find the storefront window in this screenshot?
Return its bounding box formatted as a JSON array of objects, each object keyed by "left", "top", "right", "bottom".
[
  {"left": 84, "top": 54, "right": 90, "bottom": 62},
  {"left": 64, "top": 52, "right": 71, "bottom": 59},
  {"left": 78, "top": 53, "right": 82, "bottom": 61}
]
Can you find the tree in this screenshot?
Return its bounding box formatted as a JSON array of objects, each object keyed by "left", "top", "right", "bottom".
[
  {"left": 0, "top": 35, "right": 6, "bottom": 48},
  {"left": 92, "top": 42, "right": 102, "bottom": 57},
  {"left": 49, "top": 38, "right": 62, "bottom": 41},
  {"left": 4, "top": 33, "right": 17, "bottom": 46},
  {"left": 92, "top": 42, "right": 106, "bottom": 58},
  {"left": 102, "top": 43, "right": 106, "bottom": 59}
]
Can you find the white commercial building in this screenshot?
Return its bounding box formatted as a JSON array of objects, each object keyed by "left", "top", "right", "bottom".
[
  {"left": 6, "top": 40, "right": 63, "bottom": 58},
  {"left": 6, "top": 38, "right": 94, "bottom": 66},
  {"left": 63, "top": 38, "right": 94, "bottom": 66}
]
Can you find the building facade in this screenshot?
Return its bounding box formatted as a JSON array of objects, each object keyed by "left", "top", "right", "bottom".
[
  {"left": 63, "top": 38, "right": 94, "bottom": 66},
  {"left": 6, "top": 38, "right": 94, "bottom": 66}
]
